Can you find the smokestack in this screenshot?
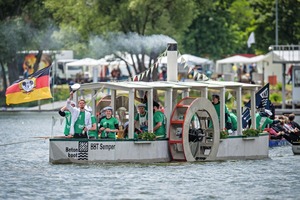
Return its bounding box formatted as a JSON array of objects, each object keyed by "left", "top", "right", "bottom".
[{"left": 167, "top": 43, "right": 178, "bottom": 82}]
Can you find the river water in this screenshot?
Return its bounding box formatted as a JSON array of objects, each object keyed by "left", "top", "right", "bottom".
[{"left": 0, "top": 112, "right": 299, "bottom": 200}]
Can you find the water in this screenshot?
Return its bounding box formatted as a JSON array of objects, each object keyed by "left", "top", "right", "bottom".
[{"left": 0, "top": 112, "right": 299, "bottom": 200}]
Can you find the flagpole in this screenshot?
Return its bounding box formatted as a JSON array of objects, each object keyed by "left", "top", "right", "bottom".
[
  {"left": 51, "top": 116, "right": 54, "bottom": 137},
  {"left": 275, "top": 0, "right": 278, "bottom": 45},
  {"left": 38, "top": 100, "right": 41, "bottom": 111}
]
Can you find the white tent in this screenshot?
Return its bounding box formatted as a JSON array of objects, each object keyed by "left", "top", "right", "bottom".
[
  {"left": 158, "top": 54, "right": 213, "bottom": 74},
  {"left": 66, "top": 58, "right": 108, "bottom": 83},
  {"left": 66, "top": 58, "right": 102, "bottom": 67},
  {"left": 178, "top": 54, "right": 212, "bottom": 65},
  {"left": 158, "top": 54, "right": 212, "bottom": 65},
  {"left": 215, "top": 55, "right": 252, "bottom": 74},
  {"left": 216, "top": 55, "right": 251, "bottom": 64}
]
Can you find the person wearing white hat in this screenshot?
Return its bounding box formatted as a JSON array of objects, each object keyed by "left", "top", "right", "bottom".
[{"left": 98, "top": 106, "right": 119, "bottom": 139}]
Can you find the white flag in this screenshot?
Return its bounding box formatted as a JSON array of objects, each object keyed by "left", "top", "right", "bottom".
[{"left": 247, "top": 32, "right": 255, "bottom": 48}]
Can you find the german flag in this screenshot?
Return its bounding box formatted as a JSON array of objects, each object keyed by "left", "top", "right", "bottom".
[{"left": 6, "top": 66, "right": 52, "bottom": 105}]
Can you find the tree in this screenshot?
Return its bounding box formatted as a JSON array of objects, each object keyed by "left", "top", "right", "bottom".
[
  {"left": 182, "top": 0, "right": 255, "bottom": 59},
  {"left": 44, "top": 0, "right": 197, "bottom": 74},
  {"left": 250, "top": 0, "right": 300, "bottom": 53},
  {"left": 0, "top": 0, "right": 60, "bottom": 95}
]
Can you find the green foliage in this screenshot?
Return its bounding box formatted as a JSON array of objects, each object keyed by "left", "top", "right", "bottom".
[
  {"left": 242, "top": 129, "right": 260, "bottom": 137},
  {"left": 275, "top": 83, "right": 282, "bottom": 91},
  {"left": 220, "top": 130, "right": 228, "bottom": 139},
  {"left": 1, "top": 0, "right": 300, "bottom": 91},
  {"left": 270, "top": 93, "right": 282, "bottom": 103},
  {"left": 138, "top": 132, "right": 156, "bottom": 140}
]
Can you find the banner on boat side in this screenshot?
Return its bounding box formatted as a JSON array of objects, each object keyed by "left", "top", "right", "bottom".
[
  {"left": 5, "top": 66, "right": 52, "bottom": 105},
  {"left": 53, "top": 141, "right": 116, "bottom": 161}
]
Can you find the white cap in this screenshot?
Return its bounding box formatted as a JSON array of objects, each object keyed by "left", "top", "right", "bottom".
[
  {"left": 103, "top": 106, "right": 113, "bottom": 111},
  {"left": 265, "top": 109, "right": 272, "bottom": 116},
  {"left": 70, "top": 101, "right": 76, "bottom": 106},
  {"left": 118, "top": 107, "right": 127, "bottom": 111}
]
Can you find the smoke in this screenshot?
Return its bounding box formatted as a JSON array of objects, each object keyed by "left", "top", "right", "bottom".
[
  {"left": 86, "top": 32, "right": 176, "bottom": 60},
  {"left": 0, "top": 18, "right": 62, "bottom": 54}
]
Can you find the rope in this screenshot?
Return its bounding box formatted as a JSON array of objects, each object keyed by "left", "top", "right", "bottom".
[{"left": 0, "top": 138, "right": 46, "bottom": 147}]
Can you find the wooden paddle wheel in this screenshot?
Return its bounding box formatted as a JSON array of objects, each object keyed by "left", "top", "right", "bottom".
[{"left": 169, "top": 97, "right": 220, "bottom": 161}]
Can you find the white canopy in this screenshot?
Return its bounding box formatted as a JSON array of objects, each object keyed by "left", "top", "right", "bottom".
[
  {"left": 97, "top": 58, "right": 110, "bottom": 65},
  {"left": 178, "top": 54, "right": 212, "bottom": 65},
  {"left": 248, "top": 55, "right": 265, "bottom": 63},
  {"left": 216, "top": 55, "right": 252, "bottom": 65},
  {"left": 158, "top": 54, "right": 212, "bottom": 65},
  {"left": 66, "top": 58, "right": 103, "bottom": 67}
]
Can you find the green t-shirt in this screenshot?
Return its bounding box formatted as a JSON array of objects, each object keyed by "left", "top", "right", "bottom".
[
  {"left": 255, "top": 113, "right": 273, "bottom": 130},
  {"left": 229, "top": 112, "right": 237, "bottom": 131},
  {"left": 153, "top": 110, "right": 166, "bottom": 137},
  {"left": 74, "top": 111, "right": 85, "bottom": 135},
  {"left": 99, "top": 117, "right": 119, "bottom": 139},
  {"left": 63, "top": 111, "right": 71, "bottom": 136},
  {"left": 209, "top": 103, "right": 231, "bottom": 128},
  {"left": 213, "top": 103, "right": 231, "bottom": 121},
  {"left": 88, "top": 115, "right": 98, "bottom": 138}
]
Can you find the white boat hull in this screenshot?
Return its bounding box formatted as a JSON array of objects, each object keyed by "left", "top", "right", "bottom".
[
  {"left": 50, "top": 138, "right": 170, "bottom": 164},
  {"left": 292, "top": 143, "right": 300, "bottom": 155},
  {"left": 216, "top": 134, "right": 269, "bottom": 160},
  {"left": 49, "top": 134, "right": 269, "bottom": 164}
]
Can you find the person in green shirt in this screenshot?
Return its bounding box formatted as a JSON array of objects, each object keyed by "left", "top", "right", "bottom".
[
  {"left": 210, "top": 94, "right": 232, "bottom": 130},
  {"left": 58, "top": 101, "right": 76, "bottom": 136},
  {"left": 229, "top": 112, "right": 238, "bottom": 133},
  {"left": 66, "top": 92, "right": 92, "bottom": 138},
  {"left": 98, "top": 106, "right": 119, "bottom": 139},
  {"left": 85, "top": 106, "right": 98, "bottom": 139},
  {"left": 67, "top": 91, "right": 92, "bottom": 138},
  {"left": 153, "top": 101, "right": 166, "bottom": 138},
  {"left": 255, "top": 109, "right": 279, "bottom": 131}
]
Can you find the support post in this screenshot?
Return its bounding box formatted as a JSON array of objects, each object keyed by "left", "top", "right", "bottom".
[
  {"left": 167, "top": 43, "right": 178, "bottom": 82},
  {"left": 236, "top": 87, "right": 242, "bottom": 135}
]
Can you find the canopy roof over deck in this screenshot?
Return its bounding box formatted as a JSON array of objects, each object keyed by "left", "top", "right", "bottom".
[{"left": 77, "top": 80, "right": 259, "bottom": 138}]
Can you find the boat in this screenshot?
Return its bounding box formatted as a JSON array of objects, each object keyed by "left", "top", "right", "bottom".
[
  {"left": 49, "top": 43, "right": 269, "bottom": 164},
  {"left": 292, "top": 143, "right": 300, "bottom": 155},
  {"left": 269, "top": 139, "right": 289, "bottom": 148}
]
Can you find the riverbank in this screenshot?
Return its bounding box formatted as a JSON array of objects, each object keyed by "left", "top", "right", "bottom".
[{"left": 1, "top": 100, "right": 66, "bottom": 112}]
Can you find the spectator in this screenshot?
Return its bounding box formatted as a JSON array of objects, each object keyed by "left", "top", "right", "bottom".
[
  {"left": 249, "top": 63, "right": 256, "bottom": 84},
  {"left": 161, "top": 66, "right": 167, "bottom": 81},
  {"left": 288, "top": 113, "right": 300, "bottom": 130},
  {"left": 287, "top": 64, "right": 294, "bottom": 84}
]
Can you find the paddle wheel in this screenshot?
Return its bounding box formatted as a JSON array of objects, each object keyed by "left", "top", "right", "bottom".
[{"left": 169, "top": 97, "right": 220, "bottom": 161}]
